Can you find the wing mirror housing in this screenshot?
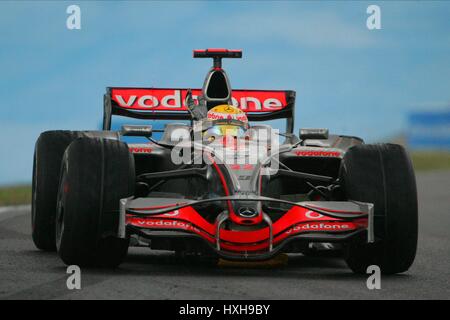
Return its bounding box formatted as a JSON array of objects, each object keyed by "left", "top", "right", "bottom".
[{"left": 299, "top": 128, "right": 329, "bottom": 140}]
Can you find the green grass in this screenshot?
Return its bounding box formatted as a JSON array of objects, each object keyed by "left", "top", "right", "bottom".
[
  {"left": 0, "top": 185, "right": 31, "bottom": 206},
  {"left": 410, "top": 151, "right": 450, "bottom": 172}
]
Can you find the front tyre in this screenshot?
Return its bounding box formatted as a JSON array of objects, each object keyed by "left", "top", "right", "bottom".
[
  {"left": 32, "top": 131, "right": 83, "bottom": 251},
  {"left": 341, "top": 143, "right": 418, "bottom": 274},
  {"left": 56, "top": 138, "right": 135, "bottom": 268}
]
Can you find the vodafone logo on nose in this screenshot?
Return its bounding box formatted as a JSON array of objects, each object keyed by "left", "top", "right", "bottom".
[
  {"left": 111, "top": 88, "right": 287, "bottom": 113},
  {"left": 305, "top": 210, "right": 324, "bottom": 219}
]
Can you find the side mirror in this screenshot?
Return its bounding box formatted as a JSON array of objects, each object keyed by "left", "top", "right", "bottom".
[
  {"left": 299, "top": 128, "right": 329, "bottom": 140},
  {"left": 121, "top": 125, "right": 153, "bottom": 137}
]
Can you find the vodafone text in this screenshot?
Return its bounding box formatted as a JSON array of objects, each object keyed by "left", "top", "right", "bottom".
[{"left": 112, "top": 89, "right": 285, "bottom": 112}]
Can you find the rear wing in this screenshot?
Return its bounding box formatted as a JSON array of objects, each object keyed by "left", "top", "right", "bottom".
[{"left": 103, "top": 87, "right": 296, "bottom": 133}]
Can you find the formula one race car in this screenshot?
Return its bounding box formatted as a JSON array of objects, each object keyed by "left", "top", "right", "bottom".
[{"left": 32, "top": 49, "right": 418, "bottom": 274}]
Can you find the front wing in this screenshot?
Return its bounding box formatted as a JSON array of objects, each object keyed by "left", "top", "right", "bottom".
[{"left": 119, "top": 197, "right": 374, "bottom": 260}]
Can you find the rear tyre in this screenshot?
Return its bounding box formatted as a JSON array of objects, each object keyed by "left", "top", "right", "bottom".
[
  {"left": 32, "top": 131, "right": 83, "bottom": 251},
  {"left": 340, "top": 143, "right": 418, "bottom": 274},
  {"left": 56, "top": 138, "right": 135, "bottom": 267}
]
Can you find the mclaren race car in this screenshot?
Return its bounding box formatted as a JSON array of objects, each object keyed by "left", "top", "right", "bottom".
[{"left": 32, "top": 49, "right": 418, "bottom": 274}]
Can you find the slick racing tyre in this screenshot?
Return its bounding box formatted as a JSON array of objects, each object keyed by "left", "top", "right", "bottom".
[
  {"left": 56, "top": 138, "right": 135, "bottom": 267},
  {"left": 32, "top": 130, "right": 84, "bottom": 251},
  {"left": 340, "top": 143, "right": 418, "bottom": 274}
]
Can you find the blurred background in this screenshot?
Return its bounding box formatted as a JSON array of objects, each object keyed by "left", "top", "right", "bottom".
[{"left": 0, "top": 0, "right": 449, "bottom": 205}]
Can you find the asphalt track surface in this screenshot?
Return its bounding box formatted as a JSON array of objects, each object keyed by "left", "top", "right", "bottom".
[{"left": 0, "top": 171, "right": 449, "bottom": 300}]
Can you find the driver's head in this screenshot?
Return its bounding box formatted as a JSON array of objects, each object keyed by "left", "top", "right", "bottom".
[{"left": 204, "top": 105, "right": 248, "bottom": 140}]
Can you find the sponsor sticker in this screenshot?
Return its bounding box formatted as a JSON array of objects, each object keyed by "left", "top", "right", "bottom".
[
  {"left": 295, "top": 150, "right": 341, "bottom": 157},
  {"left": 129, "top": 146, "right": 152, "bottom": 154},
  {"left": 285, "top": 222, "right": 351, "bottom": 234},
  {"left": 111, "top": 88, "right": 287, "bottom": 112}
]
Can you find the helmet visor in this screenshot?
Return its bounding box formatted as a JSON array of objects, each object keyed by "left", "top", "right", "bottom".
[{"left": 204, "top": 125, "right": 246, "bottom": 139}]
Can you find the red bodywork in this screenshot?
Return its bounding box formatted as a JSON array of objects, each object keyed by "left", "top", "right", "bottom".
[{"left": 126, "top": 205, "right": 368, "bottom": 254}]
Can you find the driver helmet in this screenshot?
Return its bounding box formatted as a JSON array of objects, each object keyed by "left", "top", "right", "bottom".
[{"left": 203, "top": 105, "right": 248, "bottom": 141}]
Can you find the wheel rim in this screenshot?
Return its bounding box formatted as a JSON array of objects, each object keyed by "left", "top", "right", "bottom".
[
  {"left": 55, "top": 163, "right": 67, "bottom": 252},
  {"left": 55, "top": 205, "right": 64, "bottom": 252}
]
